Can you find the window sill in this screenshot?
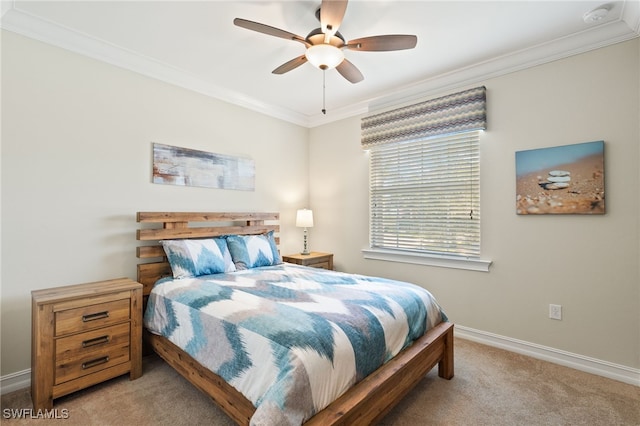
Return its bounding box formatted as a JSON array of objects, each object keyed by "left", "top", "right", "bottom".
[{"left": 362, "top": 248, "right": 492, "bottom": 272}]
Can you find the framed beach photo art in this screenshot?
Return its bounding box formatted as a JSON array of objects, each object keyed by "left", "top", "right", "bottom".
[{"left": 515, "top": 141, "right": 605, "bottom": 215}]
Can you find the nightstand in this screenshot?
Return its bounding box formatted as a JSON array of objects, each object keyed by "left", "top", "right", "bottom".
[
  {"left": 31, "top": 277, "right": 143, "bottom": 410},
  {"left": 282, "top": 252, "right": 333, "bottom": 270}
]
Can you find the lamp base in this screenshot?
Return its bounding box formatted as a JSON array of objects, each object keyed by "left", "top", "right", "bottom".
[
  {"left": 301, "top": 228, "right": 310, "bottom": 256},
  {"left": 300, "top": 250, "right": 310, "bottom": 255}
]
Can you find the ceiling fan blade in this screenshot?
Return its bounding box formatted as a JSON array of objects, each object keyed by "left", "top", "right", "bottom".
[
  {"left": 234, "top": 18, "right": 309, "bottom": 46},
  {"left": 336, "top": 59, "right": 364, "bottom": 84},
  {"left": 272, "top": 55, "right": 308, "bottom": 74},
  {"left": 346, "top": 35, "right": 417, "bottom": 51},
  {"left": 320, "top": 0, "right": 348, "bottom": 36}
]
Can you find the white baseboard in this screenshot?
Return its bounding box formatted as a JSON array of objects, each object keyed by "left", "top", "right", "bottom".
[
  {"left": 455, "top": 325, "right": 640, "bottom": 387},
  {"left": 2, "top": 327, "right": 638, "bottom": 395},
  {"left": 0, "top": 369, "right": 30, "bottom": 396}
]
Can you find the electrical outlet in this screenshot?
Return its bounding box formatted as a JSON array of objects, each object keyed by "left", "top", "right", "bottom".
[{"left": 549, "top": 304, "right": 562, "bottom": 320}]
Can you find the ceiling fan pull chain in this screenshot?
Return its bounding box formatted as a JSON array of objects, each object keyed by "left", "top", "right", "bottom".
[{"left": 322, "top": 69, "right": 327, "bottom": 115}]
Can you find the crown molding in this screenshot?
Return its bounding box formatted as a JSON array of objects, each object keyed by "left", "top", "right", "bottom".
[
  {"left": 1, "top": 1, "right": 14, "bottom": 19},
  {"left": 2, "top": 3, "right": 638, "bottom": 128},
  {"left": 0, "top": 6, "right": 312, "bottom": 127},
  {"left": 622, "top": 0, "right": 640, "bottom": 33},
  {"left": 365, "top": 16, "right": 640, "bottom": 115}
]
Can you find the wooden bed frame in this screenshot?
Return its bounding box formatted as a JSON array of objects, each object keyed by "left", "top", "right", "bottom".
[{"left": 136, "top": 211, "right": 454, "bottom": 425}]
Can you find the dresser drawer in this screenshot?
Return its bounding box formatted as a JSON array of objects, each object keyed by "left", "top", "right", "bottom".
[
  {"left": 56, "top": 322, "right": 130, "bottom": 361},
  {"left": 308, "top": 261, "right": 330, "bottom": 269},
  {"left": 55, "top": 342, "right": 130, "bottom": 385},
  {"left": 55, "top": 298, "right": 130, "bottom": 336}
]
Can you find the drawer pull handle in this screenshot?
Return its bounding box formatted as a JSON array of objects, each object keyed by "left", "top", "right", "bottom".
[
  {"left": 82, "top": 356, "right": 109, "bottom": 370},
  {"left": 82, "top": 311, "right": 109, "bottom": 322},
  {"left": 82, "top": 335, "right": 110, "bottom": 348}
]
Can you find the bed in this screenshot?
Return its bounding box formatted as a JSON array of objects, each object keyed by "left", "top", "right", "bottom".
[{"left": 136, "top": 212, "right": 453, "bottom": 425}]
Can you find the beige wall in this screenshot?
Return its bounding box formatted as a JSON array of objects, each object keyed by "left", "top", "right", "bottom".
[
  {"left": 309, "top": 39, "right": 640, "bottom": 370},
  {"left": 0, "top": 31, "right": 309, "bottom": 375},
  {"left": 1, "top": 30, "right": 638, "bottom": 381}
]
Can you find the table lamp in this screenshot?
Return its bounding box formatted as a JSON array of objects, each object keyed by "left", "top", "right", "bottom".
[{"left": 296, "top": 209, "right": 314, "bottom": 255}]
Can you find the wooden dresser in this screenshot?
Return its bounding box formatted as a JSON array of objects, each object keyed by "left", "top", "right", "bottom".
[
  {"left": 282, "top": 252, "right": 334, "bottom": 270},
  {"left": 31, "top": 277, "right": 143, "bottom": 410}
]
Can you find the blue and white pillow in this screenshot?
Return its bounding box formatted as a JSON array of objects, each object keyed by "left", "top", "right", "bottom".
[
  {"left": 161, "top": 238, "right": 236, "bottom": 279},
  {"left": 226, "top": 231, "right": 282, "bottom": 270}
]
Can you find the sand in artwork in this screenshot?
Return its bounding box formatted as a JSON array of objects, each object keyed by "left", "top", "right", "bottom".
[{"left": 515, "top": 141, "right": 605, "bottom": 215}]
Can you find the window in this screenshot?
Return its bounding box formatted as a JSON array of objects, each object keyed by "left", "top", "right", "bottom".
[
  {"left": 361, "top": 87, "right": 491, "bottom": 272},
  {"left": 369, "top": 130, "right": 480, "bottom": 256}
]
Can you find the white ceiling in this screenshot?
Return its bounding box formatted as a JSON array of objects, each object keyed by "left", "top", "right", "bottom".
[{"left": 2, "top": 1, "right": 639, "bottom": 127}]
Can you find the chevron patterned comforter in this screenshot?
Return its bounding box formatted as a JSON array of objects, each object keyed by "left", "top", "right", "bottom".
[{"left": 144, "top": 263, "right": 447, "bottom": 425}]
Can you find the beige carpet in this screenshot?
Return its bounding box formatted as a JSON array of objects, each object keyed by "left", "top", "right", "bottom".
[{"left": 2, "top": 338, "right": 639, "bottom": 425}]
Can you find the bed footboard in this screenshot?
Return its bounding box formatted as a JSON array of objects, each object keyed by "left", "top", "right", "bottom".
[
  {"left": 306, "top": 321, "right": 454, "bottom": 426},
  {"left": 146, "top": 321, "right": 453, "bottom": 426}
]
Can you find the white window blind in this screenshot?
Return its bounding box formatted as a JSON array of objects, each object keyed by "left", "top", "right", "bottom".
[{"left": 369, "top": 131, "right": 481, "bottom": 257}]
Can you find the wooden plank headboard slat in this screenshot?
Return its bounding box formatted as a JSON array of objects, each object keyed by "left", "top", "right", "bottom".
[
  {"left": 137, "top": 262, "right": 172, "bottom": 294},
  {"left": 137, "top": 246, "right": 166, "bottom": 259},
  {"left": 165, "top": 222, "right": 188, "bottom": 229},
  {"left": 137, "top": 212, "right": 279, "bottom": 223},
  {"left": 137, "top": 225, "right": 279, "bottom": 241}
]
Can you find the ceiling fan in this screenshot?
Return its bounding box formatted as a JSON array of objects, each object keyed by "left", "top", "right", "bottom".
[{"left": 233, "top": 0, "right": 418, "bottom": 85}]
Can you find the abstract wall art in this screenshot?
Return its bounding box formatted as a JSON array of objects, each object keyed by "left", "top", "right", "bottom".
[{"left": 152, "top": 143, "right": 255, "bottom": 191}]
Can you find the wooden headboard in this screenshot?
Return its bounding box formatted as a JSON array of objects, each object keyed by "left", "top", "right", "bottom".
[{"left": 136, "top": 212, "right": 279, "bottom": 296}]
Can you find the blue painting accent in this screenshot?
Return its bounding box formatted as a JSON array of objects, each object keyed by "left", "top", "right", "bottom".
[{"left": 516, "top": 140, "right": 604, "bottom": 176}]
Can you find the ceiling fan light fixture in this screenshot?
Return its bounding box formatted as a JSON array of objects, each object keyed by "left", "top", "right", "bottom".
[{"left": 305, "top": 44, "right": 344, "bottom": 70}]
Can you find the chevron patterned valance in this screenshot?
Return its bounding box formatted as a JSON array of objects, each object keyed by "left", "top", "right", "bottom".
[{"left": 361, "top": 86, "right": 487, "bottom": 148}]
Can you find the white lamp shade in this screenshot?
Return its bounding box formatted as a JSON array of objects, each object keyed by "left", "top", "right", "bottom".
[
  {"left": 296, "top": 209, "right": 314, "bottom": 228},
  {"left": 305, "top": 44, "right": 344, "bottom": 70}
]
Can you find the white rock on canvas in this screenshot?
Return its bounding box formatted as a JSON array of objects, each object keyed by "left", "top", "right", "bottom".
[
  {"left": 548, "top": 176, "right": 571, "bottom": 183},
  {"left": 545, "top": 182, "right": 570, "bottom": 189}
]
